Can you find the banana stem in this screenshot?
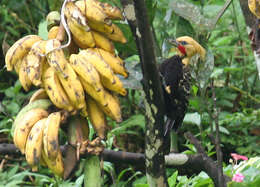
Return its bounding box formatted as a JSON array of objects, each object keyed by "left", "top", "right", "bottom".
[
  {"left": 170, "top": 131, "right": 178, "bottom": 153},
  {"left": 84, "top": 155, "right": 102, "bottom": 187}
]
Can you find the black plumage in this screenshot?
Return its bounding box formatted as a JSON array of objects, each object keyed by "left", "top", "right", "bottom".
[{"left": 159, "top": 55, "right": 191, "bottom": 135}]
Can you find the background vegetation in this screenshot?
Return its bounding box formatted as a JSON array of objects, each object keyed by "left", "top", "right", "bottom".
[{"left": 0, "top": 0, "right": 259, "bottom": 186}]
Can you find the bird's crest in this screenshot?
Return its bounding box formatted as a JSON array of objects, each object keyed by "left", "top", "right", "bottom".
[{"left": 176, "top": 36, "right": 206, "bottom": 61}]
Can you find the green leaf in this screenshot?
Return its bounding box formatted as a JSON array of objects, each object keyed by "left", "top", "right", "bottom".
[
  {"left": 212, "top": 35, "right": 234, "bottom": 46},
  {"left": 184, "top": 112, "right": 201, "bottom": 126},
  {"left": 168, "top": 171, "right": 178, "bottom": 187},
  {"left": 111, "top": 114, "right": 145, "bottom": 135},
  {"left": 38, "top": 20, "right": 48, "bottom": 40}
]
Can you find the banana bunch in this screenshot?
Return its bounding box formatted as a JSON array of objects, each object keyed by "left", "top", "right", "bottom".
[
  {"left": 6, "top": 0, "right": 128, "bottom": 177},
  {"left": 12, "top": 97, "right": 64, "bottom": 176}
]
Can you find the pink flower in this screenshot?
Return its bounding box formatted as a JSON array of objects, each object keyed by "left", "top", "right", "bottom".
[
  {"left": 232, "top": 173, "right": 245, "bottom": 182},
  {"left": 231, "top": 153, "right": 248, "bottom": 161}
]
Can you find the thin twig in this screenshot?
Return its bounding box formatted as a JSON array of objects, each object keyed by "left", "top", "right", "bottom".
[
  {"left": 229, "top": 85, "right": 260, "bottom": 103},
  {"left": 213, "top": 0, "right": 233, "bottom": 28},
  {"left": 211, "top": 79, "right": 225, "bottom": 187}
]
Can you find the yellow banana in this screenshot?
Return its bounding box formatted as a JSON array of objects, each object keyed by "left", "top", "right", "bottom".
[
  {"left": 11, "top": 99, "right": 52, "bottom": 137},
  {"left": 29, "top": 88, "right": 49, "bottom": 103},
  {"left": 42, "top": 67, "right": 74, "bottom": 111},
  {"left": 5, "top": 35, "right": 42, "bottom": 71},
  {"left": 75, "top": 0, "right": 111, "bottom": 25},
  {"left": 48, "top": 26, "right": 59, "bottom": 39},
  {"left": 47, "top": 26, "right": 79, "bottom": 56},
  {"left": 86, "top": 97, "right": 107, "bottom": 139},
  {"left": 13, "top": 108, "right": 48, "bottom": 154},
  {"left": 11, "top": 99, "right": 52, "bottom": 138},
  {"left": 45, "top": 39, "right": 68, "bottom": 78},
  {"left": 92, "top": 48, "right": 128, "bottom": 77},
  {"left": 103, "top": 24, "right": 127, "bottom": 44},
  {"left": 79, "top": 76, "right": 107, "bottom": 107},
  {"left": 43, "top": 112, "right": 61, "bottom": 161},
  {"left": 248, "top": 0, "right": 260, "bottom": 18},
  {"left": 64, "top": 1, "right": 89, "bottom": 31},
  {"left": 25, "top": 118, "right": 46, "bottom": 171},
  {"left": 14, "top": 58, "right": 22, "bottom": 73},
  {"left": 69, "top": 54, "right": 107, "bottom": 106},
  {"left": 57, "top": 63, "right": 86, "bottom": 110},
  {"left": 91, "top": 0, "right": 124, "bottom": 20},
  {"left": 115, "top": 55, "right": 125, "bottom": 66},
  {"left": 98, "top": 91, "right": 122, "bottom": 122},
  {"left": 41, "top": 149, "right": 64, "bottom": 177},
  {"left": 26, "top": 40, "right": 47, "bottom": 86},
  {"left": 101, "top": 74, "right": 127, "bottom": 96},
  {"left": 67, "top": 17, "right": 95, "bottom": 49},
  {"left": 42, "top": 58, "right": 50, "bottom": 75},
  {"left": 79, "top": 49, "right": 116, "bottom": 83},
  {"left": 18, "top": 56, "right": 32, "bottom": 91},
  {"left": 88, "top": 20, "right": 114, "bottom": 34},
  {"left": 92, "top": 31, "right": 115, "bottom": 54},
  {"left": 69, "top": 54, "right": 103, "bottom": 93},
  {"left": 80, "top": 104, "right": 88, "bottom": 117}
]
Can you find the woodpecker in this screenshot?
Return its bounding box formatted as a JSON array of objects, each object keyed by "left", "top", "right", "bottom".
[{"left": 159, "top": 36, "right": 206, "bottom": 135}]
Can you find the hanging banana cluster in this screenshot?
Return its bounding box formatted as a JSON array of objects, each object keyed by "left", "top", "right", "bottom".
[{"left": 5, "top": 0, "right": 128, "bottom": 176}]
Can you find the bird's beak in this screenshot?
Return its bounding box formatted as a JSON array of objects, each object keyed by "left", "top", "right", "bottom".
[{"left": 168, "top": 38, "right": 179, "bottom": 47}]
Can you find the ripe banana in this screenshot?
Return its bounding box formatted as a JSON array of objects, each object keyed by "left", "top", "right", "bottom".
[
  {"left": 98, "top": 91, "right": 122, "bottom": 122},
  {"left": 102, "top": 23, "right": 127, "bottom": 44},
  {"left": 86, "top": 97, "right": 107, "bottom": 139},
  {"left": 67, "top": 17, "right": 95, "bottom": 49},
  {"left": 18, "top": 56, "right": 32, "bottom": 91},
  {"left": 14, "top": 58, "right": 22, "bottom": 73},
  {"left": 91, "top": 48, "right": 128, "bottom": 77},
  {"left": 64, "top": 1, "right": 89, "bottom": 31},
  {"left": 26, "top": 40, "right": 47, "bottom": 86},
  {"left": 248, "top": 0, "right": 260, "bottom": 18},
  {"left": 48, "top": 26, "right": 79, "bottom": 55},
  {"left": 69, "top": 54, "right": 103, "bottom": 93},
  {"left": 41, "top": 149, "right": 64, "bottom": 177},
  {"left": 68, "top": 114, "right": 89, "bottom": 146},
  {"left": 11, "top": 99, "right": 52, "bottom": 137},
  {"left": 25, "top": 118, "right": 46, "bottom": 171},
  {"left": 13, "top": 108, "right": 49, "bottom": 154},
  {"left": 43, "top": 67, "right": 74, "bottom": 111},
  {"left": 92, "top": 31, "right": 115, "bottom": 54},
  {"left": 101, "top": 74, "right": 127, "bottom": 96},
  {"left": 5, "top": 35, "right": 42, "bottom": 71},
  {"left": 75, "top": 0, "right": 111, "bottom": 25},
  {"left": 57, "top": 63, "right": 86, "bottom": 110},
  {"left": 45, "top": 39, "right": 68, "bottom": 78},
  {"left": 48, "top": 26, "right": 60, "bottom": 39},
  {"left": 29, "top": 88, "right": 49, "bottom": 103},
  {"left": 80, "top": 104, "right": 88, "bottom": 117},
  {"left": 43, "top": 112, "right": 61, "bottom": 161},
  {"left": 79, "top": 49, "right": 116, "bottom": 84},
  {"left": 88, "top": 20, "right": 114, "bottom": 34},
  {"left": 92, "top": 0, "right": 124, "bottom": 20},
  {"left": 70, "top": 54, "right": 107, "bottom": 106},
  {"left": 79, "top": 76, "right": 107, "bottom": 107}
]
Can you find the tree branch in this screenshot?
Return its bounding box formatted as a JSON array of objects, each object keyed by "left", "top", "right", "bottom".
[{"left": 0, "top": 143, "right": 231, "bottom": 185}]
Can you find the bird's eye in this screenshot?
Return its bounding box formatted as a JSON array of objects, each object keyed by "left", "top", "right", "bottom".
[{"left": 179, "top": 41, "right": 188, "bottom": 45}]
